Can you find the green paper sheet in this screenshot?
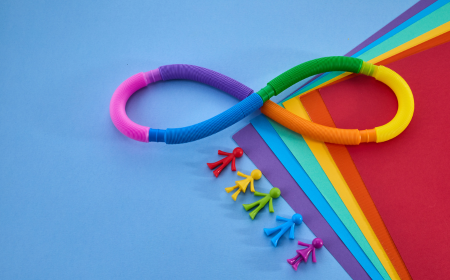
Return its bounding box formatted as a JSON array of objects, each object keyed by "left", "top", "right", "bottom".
[
  {"left": 268, "top": 119, "right": 389, "bottom": 279},
  {"left": 257, "top": 3, "right": 450, "bottom": 279},
  {"left": 284, "top": 1, "right": 450, "bottom": 102}
]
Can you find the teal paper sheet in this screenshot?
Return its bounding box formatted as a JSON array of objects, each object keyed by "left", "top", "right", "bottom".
[
  {"left": 250, "top": 115, "right": 384, "bottom": 280},
  {"left": 269, "top": 119, "right": 389, "bottom": 279},
  {"left": 249, "top": 3, "right": 450, "bottom": 279},
  {"left": 352, "top": 0, "right": 446, "bottom": 57},
  {"left": 284, "top": 0, "right": 450, "bottom": 102},
  {"left": 260, "top": 1, "right": 450, "bottom": 273}
]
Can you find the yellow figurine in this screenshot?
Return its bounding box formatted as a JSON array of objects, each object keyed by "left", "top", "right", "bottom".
[{"left": 225, "top": 169, "right": 262, "bottom": 201}]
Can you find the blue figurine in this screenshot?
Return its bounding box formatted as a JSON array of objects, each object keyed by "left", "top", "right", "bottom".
[{"left": 263, "top": 213, "right": 303, "bottom": 247}]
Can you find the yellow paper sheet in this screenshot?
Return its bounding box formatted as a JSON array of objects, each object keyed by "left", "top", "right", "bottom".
[
  {"left": 280, "top": 16, "right": 450, "bottom": 280},
  {"left": 284, "top": 99, "right": 400, "bottom": 279},
  {"left": 284, "top": 20, "right": 450, "bottom": 106},
  {"left": 270, "top": 14, "right": 450, "bottom": 280}
]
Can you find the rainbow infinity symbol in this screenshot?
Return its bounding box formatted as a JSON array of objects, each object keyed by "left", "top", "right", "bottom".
[{"left": 110, "top": 56, "right": 414, "bottom": 145}]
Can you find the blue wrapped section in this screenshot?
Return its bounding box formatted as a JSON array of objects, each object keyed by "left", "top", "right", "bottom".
[
  {"left": 148, "top": 128, "right": 166, "bottom": 142},
  {"left": 165, "top": 93, "right": 263, "bottom": 144}
]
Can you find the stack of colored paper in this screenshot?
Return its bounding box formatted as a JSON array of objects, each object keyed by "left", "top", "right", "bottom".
[{"left": 233, "top": 1, "right": 450, "bottom": 279}]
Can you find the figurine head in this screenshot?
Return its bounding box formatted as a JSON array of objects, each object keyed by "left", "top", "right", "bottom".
[
  {"left": 251, "top": 169, "right": 262, "bottom": 180},
  {"left": 233, "top": 147, "right": 244, "bottom": 158},
  {"left": 269, "top": 188, "right": 281, "bottom": 198},
  {"left": 312, "top": 238, "right": 323, "bottom": 249},
  {"left": 292, "top": 213, "right": 303, "bottom": 225}
]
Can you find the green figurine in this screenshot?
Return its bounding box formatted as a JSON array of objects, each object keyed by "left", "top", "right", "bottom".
[{"left": 242, "top": 188, "right": 281, "bottom": 220}]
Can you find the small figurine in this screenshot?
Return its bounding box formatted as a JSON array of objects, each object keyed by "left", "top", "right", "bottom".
[
  {"left": 287, "top": 238, "right": 323, "bottom": 271},
  {"left": 225, "top": 169, "right": 262, "bottom": 200},
  {"left": 264, "top": 213, "right": 303, "bottom": 247},
  {"left": 242, "top": 188, "right": 281, "bottom": 220},
  {"left": 207, "top": 147, "right": 244, "bottom": 177}
]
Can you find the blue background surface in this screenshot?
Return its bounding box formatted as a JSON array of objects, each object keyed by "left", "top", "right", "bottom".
[{"left": 0, "top": 0, "right": 416, "bottom": 279}]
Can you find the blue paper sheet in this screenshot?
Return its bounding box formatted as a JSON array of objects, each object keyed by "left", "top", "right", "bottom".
[{"left": 251, "top": 115, "right": 383, "bottom": 280}]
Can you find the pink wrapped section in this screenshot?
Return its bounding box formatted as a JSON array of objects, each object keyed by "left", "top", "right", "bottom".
[{"left": 109, "top": 69, "right": 162, "bottom": 142}]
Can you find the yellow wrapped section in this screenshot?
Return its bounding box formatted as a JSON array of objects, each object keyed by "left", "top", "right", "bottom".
[{"left": 371, "top": 65, "right": 414, "bottom": 142}]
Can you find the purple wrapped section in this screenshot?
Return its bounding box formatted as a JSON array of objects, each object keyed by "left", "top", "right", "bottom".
[{"left": 159, "top": 64, "right": 253, "bottom": 101}]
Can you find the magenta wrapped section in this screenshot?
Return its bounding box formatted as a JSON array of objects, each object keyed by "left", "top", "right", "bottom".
[
  {"left": 110, "top": 71, "right": 160, "bottom": 142},
  {"left": 110, "top": 65, "right": 256, "bottom": 143}
]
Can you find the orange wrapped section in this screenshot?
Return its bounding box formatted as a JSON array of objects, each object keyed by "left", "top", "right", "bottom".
[
  {"left": 359, "top": 129, "right": 377, "bottom": 143},
  {"left": 260, "top": 100, "right": 362, "bottom": 145}
]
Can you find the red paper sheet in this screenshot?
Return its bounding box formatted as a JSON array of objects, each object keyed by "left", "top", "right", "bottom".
[
  {"left": 314, "top": 41, "right": 450, "bottom": 280},
  {"left": 301, "top": 30, "right": 450, "bottom": 280}
]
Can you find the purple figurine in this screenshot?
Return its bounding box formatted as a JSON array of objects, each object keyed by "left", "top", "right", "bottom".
[
  {"left": 264, "top": 213, "right": 303, "bottom": 247},
  {"left": 287, "top": 238, "right": 323, "bottom": 271}
]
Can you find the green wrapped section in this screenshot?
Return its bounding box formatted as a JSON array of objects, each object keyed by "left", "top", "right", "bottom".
[
  {"left": 257, "top": 85, "right": 276, "bottom": 103},
  {"left": 268, "top": 56, "right": 364, "bottom": 95}
]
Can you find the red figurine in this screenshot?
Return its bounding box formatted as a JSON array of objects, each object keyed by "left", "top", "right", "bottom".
[{"left": 207, "top": 148, "right": 244, "bottom": 177}]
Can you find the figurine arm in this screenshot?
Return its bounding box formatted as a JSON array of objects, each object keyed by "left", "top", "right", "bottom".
[
  {"left": 237, "top": 171, "right": 247, "bottom": 178},
  {"left": 312, "top": 248, "right": 317, "bottom": 263},
  {"left": 218, "top": 150, "right": 232, "bottom": 156},
  {"left": 276, "top": 216, "right": 290, "bottom": 222},
  {"left": 289, "top": 224, "right": 295, "bottom": 239},
  {"left": 250, "top": 179, "right": 255, "bottom": 192},
  {"left": 231, "top": 157, "right": 236, "bottom": 171},
  {"left": 253, "top": 191, "right": 267, "bottom": 197},
  {"left": 297, "top": 241, "right": 309, "bottom": 247},
  {"left": 269, "top": 198, "right": 274, "bottom": 213}
]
